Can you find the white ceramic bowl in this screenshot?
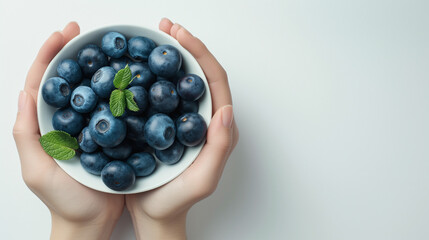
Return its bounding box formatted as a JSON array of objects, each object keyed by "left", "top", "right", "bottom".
[{"left": 37, "top": 25, "right": 211, "bottom": 194}]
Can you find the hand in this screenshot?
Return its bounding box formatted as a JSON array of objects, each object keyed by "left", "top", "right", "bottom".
[
  {"left": 13, "top": 22, "right": 124, "bottom": 240},
  {"left": 125, "top": 18, "right": 239, "bottom": 240}
]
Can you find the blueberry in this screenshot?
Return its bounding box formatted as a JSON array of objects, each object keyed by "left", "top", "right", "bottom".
[
  {"left": 128, "top": 36, "right": 156, "bottom": 61},
  {"left": 177, "top": 74, "right": 205, "bottom": 101},
  {"left": 178, "top": 99, "right": 199, "bottom": 114},
  {"left": 155, "top": 141, "right": 184, "bottom": 165},
  {"left": 129, "top": 62, "right": 155, "bottom": 89},
  {"left": 157, "top": 76, "right": 170, "bottom": 82},
  {"left": 131, "top": 138, "right": 151, "bottom": 153},
  {"left": 144, "top": 113, "right": 175, "bottom": 150},
  {"left": 42, "top": 77, "right": 71, "bottom": 108},
  {"left": 170, "top": 69, "right": 185, "bottom": 85},
  {"left": 80, "top": 152, "right": 110, "bottom": 175},
  {"left": 101, "top": 32, "right": 127, "bottom": 58},
  {"left": 149, "top": 80, "right": 179, "bottom": 113},
  {"left": 102, "top": 140, "right": 133, "bottom": 160},
  {"left": 145, "top": 106, "right": 161, "bottom": 118},
  {"left": 90, "top": 101, "right": 110, "bottom": 117},
  {"left": 89, "top": 102, "right": 110, "bottom": 120},
  {"left": 78, "top": 127, "right": 98, "bottom": 153},
  {"left": 148, "top": 45, "right": 182, "bottom": 78},
  {"left": 77, "top": 44, "right": 108, "bottom": 77},
  {"left": 124, "top": 115, "right": 146, "bottom": 141},
  {"left": 79, "top": 78, "right": 91, "bottom": 87},
  {"left": 101, "top": 161, "right": 135, "bottom": 191},
  {"left": 110, "top": 56, "right": 132, "bottom": 72},
  {"left": 91, "top": 66, "right": 116, "bottom": 99},
  {"left": 126, "top": 152, "right": 156, "bottom": 177},
  {"left": 176, "top": 113, "right": 207, "bottom": 147},
  {"left": 128, "top": 86, "right": 148, "bottom": 114},
  {"left": 70, "top": 86, "right": 98, "bottom": 113},
  {"left": 56, "top": 59, "right": 82, "bottom": 85},
  {"left": 89, "top": 110, "right": 127, "bottom": 148},
  {"left": 52, "top": 107, "right": 85, "bottom": 136}
]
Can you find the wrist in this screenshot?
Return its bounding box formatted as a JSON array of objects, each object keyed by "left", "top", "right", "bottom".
[
  {"left": 50, "top": 212, "right": 118, "bottom": 240},
  {"left": 129, "top": 210, "right": 187, "bottom": 240}
]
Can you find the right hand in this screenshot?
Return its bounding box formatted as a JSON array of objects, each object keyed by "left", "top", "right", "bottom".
[{"left": 125, "top": 17, "right": 239, "bottom": 239}]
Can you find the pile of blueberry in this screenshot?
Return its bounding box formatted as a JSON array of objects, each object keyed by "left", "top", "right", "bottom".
[{"left": 41, "top": 31, "right": 207, "bottom": 191}]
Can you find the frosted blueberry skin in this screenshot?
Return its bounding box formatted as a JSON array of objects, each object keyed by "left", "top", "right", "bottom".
[
  {"left": 56, "top": 59, "right": 82, "bottom": 85},
  {"left": 126, "top": 152, "right": 156, "bottom": 177},
  {"left": 102, "top": 140, "right": 133, "bottom": 160},
  {"left": 129, "top": 62, "right": 156, "bottom": 89},
  {"left": 177, "top": 99, "right": 199, "bottom": 114},
  {"left": 78, "top": 127, "right": 98, "bottom": 153},
  {"left": 128, "top": 86, "right": 148, "bottom": 115},
  {"left": 176, "top": 113, "right": 207, "bottom": 147},
  {"left": 90, "top": 101, "right": 110, "bottom": 118},
  {"left": 79, "top": 78, "right": 91, "bottom": 87},
  {"left": 148, "top": 45, "right": 182, "bottom": 78},
  {"left": 88, "top": 110, "right": 127, "bottom": 148},
  {"left": 128, "top": 36, "right": 156, "bottom": 61},
  {"left": 149, "top": 80, "right": 179, "bottom": 114},
  {"left": 80, "top": 152, "right": 110, "bottom": 175},
  {"left": 124, "top": 115, "right": 146, "bottom": 142},
  {"left": 131, "top": 138, "right": 151, "bottom": 153},
  {"left": 171, "top": 69, "right": 185, "bottom": 85},
  {"left": 157, "top": 76, "right": 170, "bottom": 82},
  {"left": 101, "top": 161, "right": 136, "bottom": 191},
  {"left": 145, "top": 105, "right": 162, "bottom": 119},
  {"left": 110, "top": 56, "right": 132, "bottom": 72},
  {"left": 155, "top": 141, "right": 185, "bottom": 165},
  {"left": 42, "top": 77, "right": 71, "bottom": 108},
  {"left": 101, "top": 32, "right": 127, "bottom": 58},
  {"left": 177, "top": 74, "right": 205, "bottom": 101},
  {"left": 52, "top": 107, "right": 85, "bottom": 136},
  {"left": 156, "top": 69, "right": 185, "bottom": 84},
  {"left": 144, "top": 113, "right": 176, "bottom": 150},
  {"left": 77, "top": 44, "right": 108, "bottom": 77},
  {"left": 70, "top": 86, "right": 98, "bottom": 113},
  {"left": 91, "top": 66, "right": 116, "bottom": 99}
]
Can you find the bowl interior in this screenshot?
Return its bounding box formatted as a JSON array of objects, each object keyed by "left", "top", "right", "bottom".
[{"left": 37, "top": 25, "right": 211, "bottom": 194}]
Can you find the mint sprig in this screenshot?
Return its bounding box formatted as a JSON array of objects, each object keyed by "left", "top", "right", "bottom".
[
  {"left": 110, "top": 65, "right": 140, "bottom": 117},
  {"left": 39, "top": 130, "right": 79, "bottom": 160}
]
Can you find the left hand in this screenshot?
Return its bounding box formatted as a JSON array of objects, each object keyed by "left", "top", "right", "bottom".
[{"left": 13, "top": 22, "right": 124, "bottom": 240}]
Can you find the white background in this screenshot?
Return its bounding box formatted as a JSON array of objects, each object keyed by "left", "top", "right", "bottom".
[{"left": 1, "top": 0, "right": 429, "bottom": 239}]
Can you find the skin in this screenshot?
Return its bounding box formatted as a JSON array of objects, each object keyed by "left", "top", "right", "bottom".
[{"left": 13, "top": 18, "right": 239, "bottom": 240}]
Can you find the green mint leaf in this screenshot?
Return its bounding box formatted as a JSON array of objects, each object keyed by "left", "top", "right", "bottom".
[
  {"left": 39, "top": 130, "right": 78, "bottom": 160},
  {"left": 124, "top": 89, "right": 140, "bottom": 112},
  {"left": 113, "top": 65, "right": 132, "bottom": 90},
  {"left": 110, "top": 89, "right": 126, "bottom": 117}
]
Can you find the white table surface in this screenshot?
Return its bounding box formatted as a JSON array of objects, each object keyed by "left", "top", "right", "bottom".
[{"left": 1, "top": 0, "right": 428, "bottom": 239}]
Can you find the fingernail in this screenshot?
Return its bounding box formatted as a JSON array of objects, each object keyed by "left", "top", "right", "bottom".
[
  {"left": 222, "top": 105, "right": 234, "bottom": 128},
  {"left": 180, "top": 26, "right": 193, "bottom": 36},
  {"left": 18, "top": 90, "right": 27, "bottom": 113}
]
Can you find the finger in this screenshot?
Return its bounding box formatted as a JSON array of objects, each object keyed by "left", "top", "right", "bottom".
[
  {"left": 159, "top": 17, "right": 173, "bottom": 34},
  {"left": 13, "top": 90, "right": 56, "bottom": 177},
  {"left": 169, "top": 23, "right": 182, "bottom": 39},
  {"left": 182, "top": 105, "right": 235, "bottom": 197},
  {"left": 62, "top": 21, "right": 80, "bottom": 44},
  {"left": 172, "top": 23, "right": 233, "bottom": 112},
  {"left": 25, "top": 31, "right": 64, "bottom": 102}
]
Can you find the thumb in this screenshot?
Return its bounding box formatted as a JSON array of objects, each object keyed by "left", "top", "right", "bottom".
[
  {"left": 13, "top": 90, "right": 54, "bottom": 178},
  {"left": 183, "top": 105, "right": 235, "bottom": 194}
]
